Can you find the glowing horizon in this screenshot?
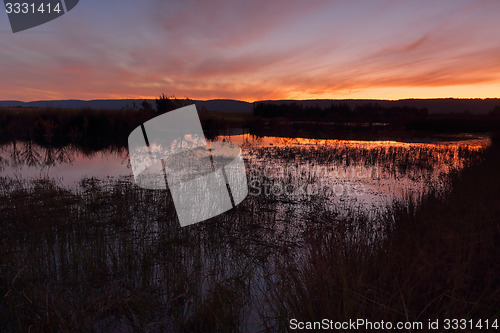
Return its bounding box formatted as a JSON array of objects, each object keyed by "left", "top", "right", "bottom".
[{"left": 1, "top": 0, "right": 499, "bottom": 102}]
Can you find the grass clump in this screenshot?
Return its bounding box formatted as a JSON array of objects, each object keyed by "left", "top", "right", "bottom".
[{"left": 268, "top": 136, "right": 500, "bottom": 328}]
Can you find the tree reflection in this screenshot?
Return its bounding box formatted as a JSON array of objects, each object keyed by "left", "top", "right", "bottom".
[
  {"left": 9, "top": 141, "right": 22, "bottom": 167},
  {"left": 0, "top": 140, "right": 129, "bottom": 173}
]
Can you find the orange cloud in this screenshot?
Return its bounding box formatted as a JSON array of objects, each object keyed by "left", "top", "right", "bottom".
[{"left": 1, "top": 0, "right": 499, "bottom": 102}]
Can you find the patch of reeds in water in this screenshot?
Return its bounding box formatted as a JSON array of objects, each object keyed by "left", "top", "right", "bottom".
[{"left": 0, "top": 137, "right": 497, "bottom": 332}]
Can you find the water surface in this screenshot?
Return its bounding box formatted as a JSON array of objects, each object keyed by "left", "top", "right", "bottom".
[{"left": 0, "top": 134, "right": 489, "bottom": 219}]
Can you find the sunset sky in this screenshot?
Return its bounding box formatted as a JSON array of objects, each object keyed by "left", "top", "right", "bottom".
[{"left": 1, "top": 0, "right": 499, "bottom": 102}]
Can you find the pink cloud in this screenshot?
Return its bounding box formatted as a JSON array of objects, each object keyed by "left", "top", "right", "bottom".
[{"left": 1, "top": 0, "right": 499, "bottom": 101}]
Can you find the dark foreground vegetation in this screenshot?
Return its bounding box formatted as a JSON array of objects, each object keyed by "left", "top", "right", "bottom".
[
  {"left": 0, "top": 131, "right": 498, "bottom": 331},
  {"left": 269, "top": 135, "right": 500, "bottom": 331}
]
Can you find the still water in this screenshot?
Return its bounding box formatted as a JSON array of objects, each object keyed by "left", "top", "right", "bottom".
[
  {"left": 0, "top": 133, "right": 491, "bottom": 331},
  {"left": 0, "top": 134, "right": 490, "bottom": 216}
]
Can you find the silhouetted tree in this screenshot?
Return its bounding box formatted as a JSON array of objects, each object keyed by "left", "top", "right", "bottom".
[
  {"left": 140, "top": 100, "right": 153, "bottom": 112},
  {"left": 155, "top": 93, "right": 193, "bottom": 113}
]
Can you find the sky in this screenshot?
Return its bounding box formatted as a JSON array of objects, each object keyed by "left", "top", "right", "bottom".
[{"left": 1, "top": 0, "right": 499, "bottom": 102}]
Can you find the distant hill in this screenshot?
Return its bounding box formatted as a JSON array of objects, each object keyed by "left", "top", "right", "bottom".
[
  {"left": 0, "top": 99, "right": 153, "bottom": 110},
  {"left": 0, "top": 99, "right": 254, "bottom": 113},
  {"left": 0, "top": 98, "right": 498, "bottom": 114}
]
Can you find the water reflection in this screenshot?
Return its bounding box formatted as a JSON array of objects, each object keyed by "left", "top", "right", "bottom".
[
  {"left": 0, "top": 135, "right": 490, "bottom": 212},
  {"left": 220, "top": 134, "right": 489, "bottom": 215},
  {"left": 0, "top": 141, "right": 130, "bottom": 184},
  {"left": 0, "top": 134, "right": 492, "bottom": 331}
]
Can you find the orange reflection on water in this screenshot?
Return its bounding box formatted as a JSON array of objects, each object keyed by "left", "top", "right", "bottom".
[
  {"left": 217, "top": 134, "right": 491, "bottom": 151},
  {"left": 213, "top": 133, "right": 490, "bottom": 210}
]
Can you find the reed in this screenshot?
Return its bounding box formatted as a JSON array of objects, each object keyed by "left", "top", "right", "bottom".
[
  {"left": 0, "top": 134, "right": 496, "bottom": 332},
  {"left": 266, "top": 136, "right": 500, "bottom": 328}
]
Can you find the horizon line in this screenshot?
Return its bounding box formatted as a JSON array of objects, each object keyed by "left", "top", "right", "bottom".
[{"left": 3, "top": 96, "right": 500, "bottom": 104}]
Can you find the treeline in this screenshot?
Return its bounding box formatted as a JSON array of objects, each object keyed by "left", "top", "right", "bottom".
[
  {"left": 0, "top": 94, "right": 202, "bottom": 149},
  {"left": 254, "top": 102, "right": 428, "bottom": 124},
  {"left": 0, "top": 107, "right": 155, "bottom": 150},
  {"left": 254, "top": 101, "right": 500, "bottom": 132},
  {"left": 0, "top": 95, "right": 248, "bottom": 149},
  {"left": 407, "top": 107, "right": 500, "bottom": 132},
  {"left": 1, "top": 97, "right": 499, "bottom": 150}
]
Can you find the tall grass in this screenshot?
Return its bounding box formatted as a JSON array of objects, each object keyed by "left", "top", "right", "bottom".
[
  {"left": 0, "top": 175, "right": 303, "bottom": 332},
  {"left": 0, "top": 134, "right": 496, "bottom": 332},
  {"left": 267, "top": 135, "right": 500, "bottom": 329}
]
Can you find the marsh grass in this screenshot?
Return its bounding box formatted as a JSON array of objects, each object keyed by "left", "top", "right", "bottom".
[
  {"left": 0, "top": 174, "right": 304, "bottom": 332},
  {"left": 0, "top": 134, "right": 496, "bottom": 332},
  {"left": 266, "top": 137, "right": 500, "bottom": 329}
]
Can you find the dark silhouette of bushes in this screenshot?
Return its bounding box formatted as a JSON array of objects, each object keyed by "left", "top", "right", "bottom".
[
  {"left": 254, "top": 101, "right": 500, "bottom": 133},
  {"left": 254, "top": 102, "right": 428, "bottom": 125},
  {"left": 407, "top": 111, "right": 500, "bottom": 132},
  {"left": 0, "top": 107, "right": 156, "bottom": 150},
  {"left": 155, "top": 94, "right": 193, "bottom": 113}
]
